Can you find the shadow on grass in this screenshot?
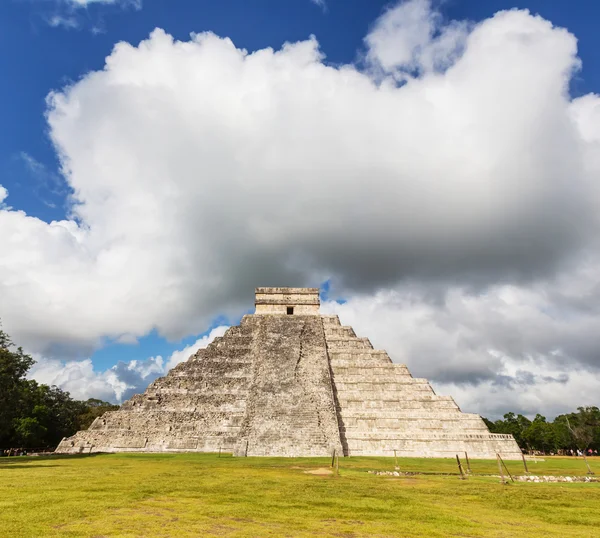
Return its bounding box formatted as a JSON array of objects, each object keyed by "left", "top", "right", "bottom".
[
  {"left": 0, "top": 464, "right": 65, "bottom": 469},
  {"left": 0, "top": 453, "right": 106, "bottom": 467}
]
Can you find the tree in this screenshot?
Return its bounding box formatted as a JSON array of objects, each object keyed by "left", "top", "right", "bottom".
[
  {"left": 77, "top": 399, "right": 119, "bottom": 431},
  {"left": 0, "top": 325, "right": 35, "bottom": 444},
  {"left": 487, "top": 412, "right": 532, "bottom": 448},
  {"left": 13, "top": 417, "right": 47, "bottom": 447},
  {"left": 550, "top": 416, "right": 573, "bottom": 451},
  {"left": 565, "top": 407, "right": 600, "bottom": 451},
  {"left": 522, "top": 414, "right": 555, "bottom": 452},
  {"left": 0, "top": 322, "right": 119, "bottom": 450}
]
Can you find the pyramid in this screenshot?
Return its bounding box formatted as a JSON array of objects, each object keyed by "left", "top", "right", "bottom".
[{"left": 56, "top": 288, "right": 521, "bottom": 459}]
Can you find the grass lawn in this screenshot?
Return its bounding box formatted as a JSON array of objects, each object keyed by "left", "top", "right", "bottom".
[{"left": 1, "top": 453, "right": 599, "bottom": 537}]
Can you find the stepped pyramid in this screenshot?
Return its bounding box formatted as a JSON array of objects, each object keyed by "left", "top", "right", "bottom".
[{"left": 56, "top": 288, "right": 521, "bottom": 459}]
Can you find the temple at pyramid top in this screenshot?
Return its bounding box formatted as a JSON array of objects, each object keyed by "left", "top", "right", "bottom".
[
  {"left": 56, "top": 286, "right": 522, "bottom": 459},
  {"left": 254, "top": 287, "right": 320, "bottom": 315}
]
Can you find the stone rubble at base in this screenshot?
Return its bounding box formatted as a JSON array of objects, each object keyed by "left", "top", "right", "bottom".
[
  {"left": 56, "top": 287, "right": 522, "bottom": 459},
  {"left": 367, "top": 471, "right": 598, "bottom": 482}
]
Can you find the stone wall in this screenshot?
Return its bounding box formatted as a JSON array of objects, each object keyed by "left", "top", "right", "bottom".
[{"left": 254, "top": 287, "right": 320, "bottom": 315}]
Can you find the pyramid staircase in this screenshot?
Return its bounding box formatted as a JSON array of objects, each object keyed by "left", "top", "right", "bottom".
[{"left": 322, "top": 316, "right": 518, "bottom": 458}]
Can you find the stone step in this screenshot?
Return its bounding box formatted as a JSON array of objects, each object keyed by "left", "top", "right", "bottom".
[
  {"left": 343, "top": 427, "right": 491, "bottom": 439},
  {"left": 335, "top": 384, "right": 432, "bottom": 391},
  {"left": 340, "top": 425, "right": 488, "bottom": 434},
  {"left": 218, "top": 334, "right": 254, "bottom": 343},
  {"left": 337, "top": 410, "right": 478, "bottom": 419},
  {"left": 99, "top": 409, "right": 247, "bottom": 420},
  {"left": 334, "top": 381, "right": 432, "bottom": 390},
  {"left": 331, "top": 376, "right": 418, "bottom": 385},
  {"left": 210, "top": 343, "right": 253, "bottom": 351},
  {"left": 346, "top": 440, "right": 523, "bottom": 458},
  {"left": 144, "top": 386, "right": 250, "bottom": 396},
  {"left": 344, "top": 432, "right": 516, "bottom": 441},
  {"left": 127, "top": 398, "right": 249, "bottom": 410},
  {"left": 340, "top": 419, "right": 488, "bottom": 430},
  {"left": 99, "top": 425, "right": 243, "bottom": 435},
  {"left": 337, "top": 400, "right": 459, "bottom": 410},
  {"left": 173, "top": 362, "right": 252, "bottom": 374},
  {"left": 223, "top": 326, "right": 254, "bottom": 337},
  {"left": 329, "top": 359, "right": 410, "bottom": 370},
  {"left": 158, "top": 375, "right": 253, "bottom": 384},
  {"left": 144, "top": 389, "right": 250, "bottom": 398},
  {"left": 330, "top": 355, "right": 397, "bottom": 363},
  {"left": 324, "top": 326, "right": 356, "bottom": 337},
  {"left": 328, "top": 349, "right": 391, "bottom": 357},
  {"left": 336, "top": 390, "right": 437, "bottom": 400},
  {"left": 167, "top": 373, "right": 252, "bottom": 381},
  {"left": 326, "top": 338, "right": 374, "bottom": 350},
  {"left": 170, "top": 370, "right": 250, "bottom": 380},
  {"left": 125, "top": 406, "right": 247, "bottom": 415},
  {"left": 337, "top": 393, "right": 450, "bottom": 402},
  {"left": 330, "top": 361, "right": 395, "bottom": 371},
  {"left": 192, "top": 358, "right": 253, "bottom": 366}
]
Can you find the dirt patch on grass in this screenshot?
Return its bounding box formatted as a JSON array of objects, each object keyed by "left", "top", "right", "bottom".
[{"left": 304, "top": 467, "right": 334, "bottom": 475}]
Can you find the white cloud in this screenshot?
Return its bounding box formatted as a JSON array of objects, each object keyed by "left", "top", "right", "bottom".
[
  {"left": 28, "top": 326, "right": 228, "bottom": 402},
  {"left": 310, "top": 0, "right": 327, "bottom": 12},
  {"left": 0, "top": 185, "right": 8, "bottom": 205},
  {"left": 365, "top": 0, "right": 469, "bottom": 78},
  {"left": 35, "top": 0, "right": 141, "bottom": 30},
  {"left": 47, "top": 15, "right": 80, "bottom": 29},
  {"left": 60, "top": 0, "right": 141, "bottom": 8},
  {"left": 2, "top": 2, "right": 600, "bottom": 415}
]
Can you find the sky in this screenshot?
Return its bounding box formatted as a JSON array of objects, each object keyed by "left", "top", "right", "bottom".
[{"left": 1, "top": 0, "right": 600, "bottom": 419}]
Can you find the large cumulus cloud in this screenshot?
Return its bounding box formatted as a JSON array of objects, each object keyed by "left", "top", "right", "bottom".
[{"left": 1, "top": 0, "right": 600, "bottom": 416}]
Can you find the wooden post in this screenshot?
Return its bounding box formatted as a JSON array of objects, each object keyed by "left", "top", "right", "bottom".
[
  {"left": 456, "top": 454, "right": 466, "bottom": 480},
  {"left": 218, "top": 447, "right": 222, "bottom": 458},
  {"left": 331, "top": 448, "right": 336, "bottom": 468},
  {"left": 498, "top": 454, "right": 514, "bottom": 483},
  {"left": 394, "top": 450, "right": 399, "bottom": 471},
  {"left": 496, "top": 454, "right": 506, "bottom": 484},
  {"left": 583, "top": 454, "right": 595, "bottom": 475},
  {"left": 464, "top": 451, "right": 472, "bottom": 474},
  {"left": 335, "top": 453, "right": 340, "bottom": 476},
  {"left": 521, "top": 452, "right": 529, "bottom": 474}
]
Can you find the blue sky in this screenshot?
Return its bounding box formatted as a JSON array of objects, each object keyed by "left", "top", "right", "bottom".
[{"left": 2, "top": 0, "right": 600, "bottom": 416}]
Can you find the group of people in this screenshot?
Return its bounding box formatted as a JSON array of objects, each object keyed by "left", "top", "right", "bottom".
[
  {"left": 548, "top": 448, "right": 599, "bottom": 457},
  {"left": 521, "top": 448, "right": 598, "bottom": 457},
  {"left": 2, "top": 447, "right": 56, "bottom": 456},
  {"left": 2, "top": 448, "right": 28, "bottom": 457},
  {"left": 569, "top": 448, "right": 598, "bottom": 457}
]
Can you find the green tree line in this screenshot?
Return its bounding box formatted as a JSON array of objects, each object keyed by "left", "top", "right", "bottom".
[
  {"left": 1, "top": 325, "right": 118, "bottom": 450},
  {"left": 484, "top": 408, "right": 600, "bottom": 453}
]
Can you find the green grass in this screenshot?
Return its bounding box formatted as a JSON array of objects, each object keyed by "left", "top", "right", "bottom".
[{"left": 1, "top": 453, "right": 599, "bottom": 537}]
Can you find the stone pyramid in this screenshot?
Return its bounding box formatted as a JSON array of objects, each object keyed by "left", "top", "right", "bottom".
[{"left": 56, "top": 288, "right": 521, "bottom": 459}]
